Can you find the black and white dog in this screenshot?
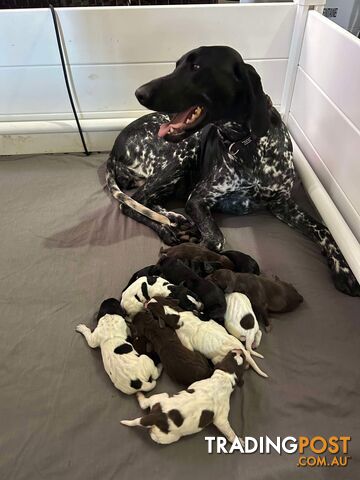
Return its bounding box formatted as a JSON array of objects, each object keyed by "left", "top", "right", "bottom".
[{"left": 106, "top": 46, "right": 359, "bottom": 296}]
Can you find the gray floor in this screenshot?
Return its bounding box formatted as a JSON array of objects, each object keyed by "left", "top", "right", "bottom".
[{"left": 0, "top": 153, "right": 359, "bottom": 480}]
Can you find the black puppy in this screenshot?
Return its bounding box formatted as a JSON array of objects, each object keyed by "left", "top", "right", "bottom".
[
  {"left": 222, "top": 250, "right": 260, "bottom": 275},
  {"left": 157, "top": 256, "right": 226, "bottom": 323}
]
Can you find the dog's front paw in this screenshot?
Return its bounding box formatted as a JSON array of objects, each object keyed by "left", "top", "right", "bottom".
[
  {"left": 76, "top": 324, "right": 88, "bottom": 333},
  {"left": 331, "top": 268, "right": 360, "bottom": 297},
  {"left": 327, "top": 252, "right": 360, "bottom": 296}
]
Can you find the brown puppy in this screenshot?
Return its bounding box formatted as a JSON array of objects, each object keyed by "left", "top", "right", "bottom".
[
  {"left": 207, "top": 269, "right": 303, "bottom": 330},
  {"left": 131, "top": 306, "right": 213, "bottom": 387},
  {"left": 160, "top": 244, "right": 234, "bottom": 270}
]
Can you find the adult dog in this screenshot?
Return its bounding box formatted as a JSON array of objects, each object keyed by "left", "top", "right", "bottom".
[{"left": 106, "top": 46, "right": 359, "bottom": 296}]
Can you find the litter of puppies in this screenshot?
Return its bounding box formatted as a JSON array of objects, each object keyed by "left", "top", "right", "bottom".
[{"left": 76, "top": 245, "right": 303, "bottom": 444}]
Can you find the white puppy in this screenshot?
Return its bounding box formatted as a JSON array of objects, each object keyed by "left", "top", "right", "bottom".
[
  {"left": 76, "top": 298, "right": 161, "bottom": 395},
  {"left": 121, "top": 275, "right": 202, "bottom": 318},
  {"left": 146, "top": 298, "right": 268, "bottom": 378},
  {"left": 121, "top": 350, "right": 246, "bottom": 444},
  {"left": 225, "top": 292, "right": 263, "bottom": 358}
]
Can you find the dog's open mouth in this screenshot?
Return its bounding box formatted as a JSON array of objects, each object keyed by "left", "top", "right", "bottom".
[{"left": 158, "top": 106, "right": 206, "bottom": 139}]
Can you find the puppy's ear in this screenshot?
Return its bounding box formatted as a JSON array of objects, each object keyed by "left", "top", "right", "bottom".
[
  {"left": 165, "top": 314, "right": 180, "bottom": 329},
  {"left": 234, "top": 62, "right": 270, "bottom": 138}
]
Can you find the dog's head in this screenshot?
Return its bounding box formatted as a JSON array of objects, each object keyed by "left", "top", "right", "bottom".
[
  {"left": 169, "top": 284, "right": 203, "bottom": 312},
  {"left": 131, "top": 310, "right": 155, "bottom": 337},
  {"left": 146, "top": 297, "right": 182, "bottom": 329},
  {"left": 135, "top": 46, "right": 270, "bottom": 142},
  {"left": 206, "top": 269, "right": 235, "bottom": 293},
  {"left": 215, "top": 350, "right": 246, "bottom": 386},
  {"left": 96, "top": 298, "right": 124, "bottom": 322}
]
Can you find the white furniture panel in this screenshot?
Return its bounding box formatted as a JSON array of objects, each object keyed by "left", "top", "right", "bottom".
[
  {"left": 0, "top": 5, "right": 296, "bottom": 67},
  {"left": 290, "top": 68, "right": 360, "bottom": 218},
  {"left": 0, "top": 60, "right": 287, "bottom": 121},
  {"left": 300, "top": 11, "right": 360, "bottom": 128}
]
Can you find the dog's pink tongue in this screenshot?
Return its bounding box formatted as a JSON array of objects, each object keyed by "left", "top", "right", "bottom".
[{"left": 158, "top": 107, "right": 195, "bottom": 137}]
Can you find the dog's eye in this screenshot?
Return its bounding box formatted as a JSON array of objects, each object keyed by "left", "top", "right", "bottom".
[{"left": 191, "top": 64, "right": 200, "bottom": 71}]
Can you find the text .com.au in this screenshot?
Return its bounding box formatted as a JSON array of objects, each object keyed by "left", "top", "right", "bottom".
[{"left": 205, "top": 436, "right": 351, "bottom": 468}]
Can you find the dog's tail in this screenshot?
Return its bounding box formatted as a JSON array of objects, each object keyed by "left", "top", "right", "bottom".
[
  {"left": 121, "top": 413, "right": 163, "bottom": 428},
  {"left": 245, "top": 335, "right": 264, "bottom": 359},
  {"left": 106, "top": 168, "right": 171, "bottom": 226},
  {"left": 243, "top": 350, "right": 268, "bottom": 378}
]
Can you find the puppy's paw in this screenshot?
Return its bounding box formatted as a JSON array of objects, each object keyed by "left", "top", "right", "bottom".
[{"left": 75, "top": 324, "right": 87, "bottom": 333}]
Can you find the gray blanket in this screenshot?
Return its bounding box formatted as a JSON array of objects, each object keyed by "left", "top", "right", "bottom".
[{"left": 0, "top": 153, "right": 359, "bottom": 480}]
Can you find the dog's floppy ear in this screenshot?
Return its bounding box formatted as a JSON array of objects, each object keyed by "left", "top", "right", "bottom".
[
  {"left": 245, "top": 63, "right": 270, "bottom": 137},
  {"left": 235, "top": 62, "right": 270, "bottom": 138}
]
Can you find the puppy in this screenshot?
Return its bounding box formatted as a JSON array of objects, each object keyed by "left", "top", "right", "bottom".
[
  {"left": 131, "top": 307, "right": 213, "bottom": 386},
  {"left": 146, "top": 297, "right": 267, "bottom": 377},
  {"left": 160, "top": 243, "right": 234, "bottom": 270},
  {"left": 121, "top": 275, "right": 202, "bottom": 318},
  {"left": 121, "top": 350, "right": 245, "bottom": 444},
  {"left": 207, "top": 270, "right": 303, "bottom": 329},
  {"left": 157, "top": 256, "right": 226, "bottom": 323},
  {"left": 76, "top": 298, "right": 161, "bottom": 395},
  {"left": 222, "top": 250, "right": 260, "bottom": 275},
  {"left": 224, "top": 292, "right": 263, "bottom": 358}
]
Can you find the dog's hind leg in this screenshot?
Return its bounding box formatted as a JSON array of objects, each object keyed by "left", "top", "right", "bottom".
[{"left": 269, "top": 197, "right": 360, "bottom": 296}]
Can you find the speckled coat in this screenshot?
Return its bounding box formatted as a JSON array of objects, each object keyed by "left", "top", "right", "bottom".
[{"left": 106, "top": 109, "right": 359, "bottom": 296}]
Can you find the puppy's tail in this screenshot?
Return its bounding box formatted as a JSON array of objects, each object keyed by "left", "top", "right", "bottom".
[
  {"left": 243, "top": 350, "right": 268, "bottom": 378},
  {"left": 121, "top": 413, "right": 163, "bottom": 428},
  {"left": 106, "top": 168, "right": 171, "bottom": 226},
  {"left": 121, "top": 417, "right": 143, "bottom": 428},
  {"left": 245, "top": 335, "right": 264, "bottom": 359}
]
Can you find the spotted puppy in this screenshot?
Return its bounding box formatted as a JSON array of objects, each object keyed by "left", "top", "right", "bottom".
[
  {"left": 208, "top": 269, "right": 303, "bottom": 330},
  {"left": 224, "top": 292, "right": 263, "bottom": 358},
  {"left": 121, "top": 350, "right": 245, "bottom": 444},
  {"left": 131, "top": 307, "right": 212, "bottom": 386},
  {"left": 157, "top": 256, "right": 226, "bottom": 322},
  {"left": 121, "top": 275, "right": 202, "bottom": 318},
  {"left": 76, "top": 298, "right": 161, "bottom": 395},
  {"left": 146, "top": 297, "right": 267, "bottom": 377}
]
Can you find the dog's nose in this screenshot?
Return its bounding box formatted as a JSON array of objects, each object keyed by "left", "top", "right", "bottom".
[{"left": 135, "top": 85, "right": 151, "bottom": 106}]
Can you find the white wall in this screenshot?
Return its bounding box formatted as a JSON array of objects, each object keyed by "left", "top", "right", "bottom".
[
  {"left": 0, "top": 3, "right": 296, "bottom": 154},
  {"left": 288, "top": 11, "right": 360, "bottom": 242}
]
